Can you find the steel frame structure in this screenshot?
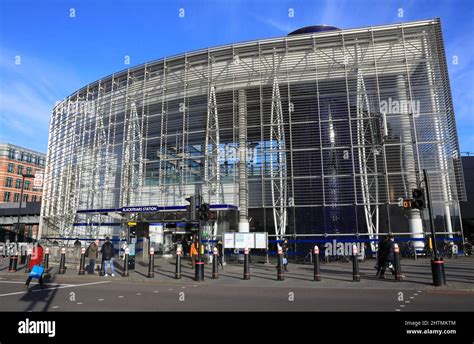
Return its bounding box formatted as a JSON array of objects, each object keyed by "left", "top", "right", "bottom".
[{"left": 40, "top": 19, "right": 465, "bottom": 241}]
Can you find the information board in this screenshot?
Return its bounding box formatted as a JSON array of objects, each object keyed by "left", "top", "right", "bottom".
[{"left": 223, "top": 232, "right": 267, "bottom": 249}]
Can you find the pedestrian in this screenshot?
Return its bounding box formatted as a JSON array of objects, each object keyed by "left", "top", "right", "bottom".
[
  {"left": 375, "top": 236, "right": 388, "bottom": 277},
  {"left": 181, "top": 238, "right": 189, "bottom": 257},
  {"left": 101, "top": 237, "right": 115, "bottom": 277},
  {"left": 85, "top": 239, "right": 99, "bottom": 275},
  {"left": 25, "top": 242, "right": 44, "bottom": 290},
  {"left": 281, "top": 238, "right": 289, "bottom": 271},
  {"left": 378, "top": 234, "right": 396, "bottom": 279},
  {"left": 190, "top": 240, "right": 198, "bottom": 268},
  {"left": 216, "top": 240, "right": 224, "bottom": 270}
]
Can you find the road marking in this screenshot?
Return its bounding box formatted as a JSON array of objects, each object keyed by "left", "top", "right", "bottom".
[
  {"left": 414, "top": 293, "right": 418, "bottom": 296},
  {"left": 395, "top": 309, "right": 401, "bottom": 312},
  {"left": 153, "top": 291, "right": 158, "bottom": 293},
  {"left": 77, "top": 302, "right": 83, "bottom": 305},
  {"left": 168, "top": 289, "right": 173, "bottom": 291},
  {"left": 410, "top": 297, "right": 414, "bottom": 299},
  {"left": 118, "top": 296, "right": 124, "bottom": 298},
  {"left": 52, "top": 306, "right": 59, "bottom": 309},
  {"left": 405, "top": 301, "right": 410, "bottom": 304},
  {"left": 181, "top": 287, "right": 186, "bottom": 289},
  {"left": 417, "top": 290, "right": 422, "bottom": 293},
  {"left": 400, "top": 305, "right": 406, "bottom": 307},
  {"left": 136, "top": 293, "right": 141, "bottom": 296},
  {"left": 98, "top": 299, "right": 104, "bottom": 301},
  {"left": 0, "top": 280, "right": 110, "bottom": 297}
]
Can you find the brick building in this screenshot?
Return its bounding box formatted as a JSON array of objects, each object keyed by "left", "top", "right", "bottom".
[{"left": 0, "top": 143, "right": 45, "bottom": 241}]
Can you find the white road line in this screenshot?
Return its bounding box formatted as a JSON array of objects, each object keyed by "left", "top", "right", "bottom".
[
  {"left": 0, "top": 280, "right": 73, "bottom": 286},
  {"left": 405, "top": 301, "right": 410, "bottom": 304},
  {"left": 98, "top": 299, "right": 104, "bottom": 301},
  {"left": 181, "top": 287, "right": 186, "bottom": 289},
  {"left": 417, "top": 290, "right": 422, "bottom": 293},
  {"left": 118, "top": 296, "right": 124, "bottom": 298},
  {"left": 414, "top": 293, "right": 418, "bottom": 296},
  {"left": 410, "top": 297, "right": 414, "bottom": 299},
  {"left": 52, "top": 306, "right": 59, "bottom": 309},
  {"left": 136, "top": 293, "right": 141, "bottom": 296},
  {"left": 0, "top": 281, "right": 110, "bottom": 297},
  {"left": 77, "top": 302, "right": 83, "bottom": 305},
  {"left": 153, "top": 291, "right": 158, "bottom": 293},
  {"left": 168, "top": 289, "right": 173, "bottom": 291},
  {"left": 395, "top": 309, "right": 401, "bottom": 312},
  {"left": 400, "top": 305, "right": 406, "bottom": 307}
]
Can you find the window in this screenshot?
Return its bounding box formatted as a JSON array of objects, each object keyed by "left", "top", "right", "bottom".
[
  {"left": 15, "top": 179, "right": 22, "bottom": 189},
  {"left": 25, "top": 181, "right": 31, "bottom": 190},
  {"left": 32, "top": 195, "right": 37, "bottom": 202},
  {"left": 13, "top": 193, "right": 20, "bottom": 202},
  {"left": 5, "top": 177, "right": 13, "bottom": 187},
  {"left": 4, "top": 192, "right": 11, "bottom": 202},
  {"left": 17, "top": 165, "right": 23, "bottom": 175},
  {"left": 26, "top": 167, "right": 32, "bottom": 175},
  {"left": 23, "top": 194, "right": 28, "bottom": 202},
  {"left": 8, "top": 149, "right": 15, "bottom": 159},
  {"left": 8, "top": 163, "right": 14, "bottom": 173}
]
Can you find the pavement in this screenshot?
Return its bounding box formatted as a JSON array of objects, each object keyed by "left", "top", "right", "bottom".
[{"left": 0, "top": 255, "right": 472, "bottom": 311}]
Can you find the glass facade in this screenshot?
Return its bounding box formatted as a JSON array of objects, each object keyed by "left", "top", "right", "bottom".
[{"left": 42, "top": 19, "right": 465, "bottom": 241}]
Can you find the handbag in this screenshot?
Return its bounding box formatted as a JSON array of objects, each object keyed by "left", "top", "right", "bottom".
[
  {"left": 283, "top": 257, "right": 288, "bottom": 265},
  {"left": 29, "top": 265, "right": 44, "bottom": 279}
]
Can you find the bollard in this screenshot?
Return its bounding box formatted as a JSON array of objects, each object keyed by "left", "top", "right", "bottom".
[
  {"left": 175, "top": 247, "right": 182, "bottom": 279},
  {"left": 58, "top": 247, "right": 66, "bottom": 274},
  {"left": 212, "top": 247, "right": 219, "bottom": 279},
  {"left": 147, "top": 247, "right": 155, "bottom": 278},
  {"left": 78, "top": 247, "right": 86, "bottom": 275},
  {"left": 123, "top": 247, "right": 130, "bottom": 277},
  {"left": 393, "top": 243, "right": 403, "bottom": 281},
  {"left": 431, "top": 258, "right": 446, "bottom": 286},
  {"left": 24, "top": 248, "right": 32, "bottom": 273},
  {"left": 277, "top": 247, "right": 284, "bottom": 281},
  {"left": 43, "top": 247, "right": 50, "bottom": 278},
  {"left": 313, "top": 245, "right": 321, "bottom": 281},
  {"left": 195, "top": 259, "right": 205, "bottom": 282},
  {"left": 243, "top": 247, "right": 250, "bottom": 280},
  {"left": 9, "top": 255, "right": 18, "bottom": 272},
  {"left": 352, "top": 244, "right": 360, "bottom": 282},
  {"left": 100, "top": 258, "right": 105, "bottom": 276}
]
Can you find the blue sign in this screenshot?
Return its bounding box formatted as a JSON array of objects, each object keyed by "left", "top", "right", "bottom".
[{"left": 121, "top": 206, "right": 158, "bottom": 213}]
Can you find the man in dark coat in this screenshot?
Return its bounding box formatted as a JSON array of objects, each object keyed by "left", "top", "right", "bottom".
[
  {"left": 101, "top": 237, "right": 115, "bottom": 277},
  {"left": 378, "top": 235, "right": 395, "bottom": 278},
  {"left": 281, "top": 238, "right": 289, "bottom": 271},
  {"left": 216, "top": 241, "right": 224, "bottom": 270}
]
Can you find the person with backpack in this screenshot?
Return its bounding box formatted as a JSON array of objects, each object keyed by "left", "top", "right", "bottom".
[
  {"left": 25, "top": 242, "right": 44, "bottom": 291},
  {"left": 101, "top": 237, "right": 115, "bottom": 277}
]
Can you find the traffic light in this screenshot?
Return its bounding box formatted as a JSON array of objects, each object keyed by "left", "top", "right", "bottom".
[
  {"left": 185, "top": 196, "right": 197, "bottom": 221},
  {"left": 412, "top": 188, "right": 425, "bottom": 210},
  {"left": 199, "top": 203, "right": 210, "bottom": 221}
]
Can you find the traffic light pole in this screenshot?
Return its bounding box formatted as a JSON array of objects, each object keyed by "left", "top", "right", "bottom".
[{"left": 423, "top": 169, "right": 446, "bottom": 286}]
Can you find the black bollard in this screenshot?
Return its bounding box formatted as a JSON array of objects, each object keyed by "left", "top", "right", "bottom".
[
  {"left": 147, "top": 247, "right": 155, "bottom": 278},
  {"left": 78, "top": 247, "right": 86, "bottom": 275},
  {"left": 58, "top": 248, "right": 66, "bottom": 274},
  {"left": 212, "top": 247, "right": 219, "bottom": 279},
  {"left": 393, "top": 243, "right": 403, "bottom": 281},
  {"left": 175, "top": 247, "right": 182, "bottom": 279},
  {"left": 243, "top": 247, "right": 250, "bottom": 280},
  {"left": 100, "top": 258, "right": 105, "bottom": 276},
  {"left": 431, "top": 258, "right": 446, "bottom": 286},
  {"left": 24, "top": 248, "right": 32, "bottom": 273},
  {"left": 195, "top": 260, "right": 205, "bottom": 281},
  {"left": 43, "top": 248, "right": 50, "bottom": 278},
  {"left": 277, "top": 247, "right": 284, "bottom": 281},
  {"left": 123, "top": 248, "right": 130, "bottom": 277},
  {"left": 313, "top": 245, "right": 321, "bottom": 281},
  {"left": 352, "top": 245, "right": 360, "bottom": 282}
]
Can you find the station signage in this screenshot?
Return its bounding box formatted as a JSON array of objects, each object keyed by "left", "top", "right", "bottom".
[{"left": 121, "top": 206, "right": 158, "bottom": 213}]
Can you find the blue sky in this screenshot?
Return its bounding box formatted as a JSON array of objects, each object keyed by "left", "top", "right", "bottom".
[{"left": 0, "top": 0, "right": 473, "bottom": 153}]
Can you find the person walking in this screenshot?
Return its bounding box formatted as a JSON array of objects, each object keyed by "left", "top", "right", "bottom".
[
  {"left": 376, "top": 236, "right": 388, "bottom": 277},
  {"left": 25, "top": 242, "right": 44, "bottom": 290},
  {"left": 190, "top": 240, "right": 198, "bottom": 268},
  {"left": 281, "top": 238, "right": 289, "bottom": 271},
  {"left": 216, "top": 240, "right": 224, "bottom": 270},
  {"left": 85, "top": 239, "right": 99, "bottom": 275},
  {"left": 73, "top": 237, "right": 82, "bottom": 262},
  {"left": 181, "top": 238, "right": 189, "bottom": 257},
  {"left": 101, "top": 237, "right": 115, "bottom": 277},
  {"left": 378, "top": 234, "right": 396, "bottom": 278}
]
